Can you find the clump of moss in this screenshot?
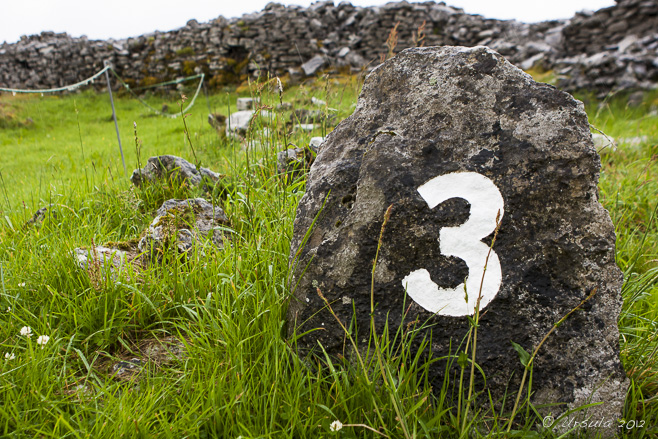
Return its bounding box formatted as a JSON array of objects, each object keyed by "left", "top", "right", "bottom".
[
  {"left": 183, "top": 60, "right": 198, "bottom": 76},
  {"left": 139, "top": 76, "right": 160, "bottom": 87},
  {"left": 104, "top": 237, "right": 141, "bottom": 252},
  {"left": 176, "top": 46, "right": 195, "bottom": 57},
  {"left": 525, "top": 67, "right": 556, "bottom": 85},
  {"left": 0, "top": 102, "right": 33, "bottom": 129}
]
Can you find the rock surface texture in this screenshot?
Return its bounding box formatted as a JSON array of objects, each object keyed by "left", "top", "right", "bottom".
[{"left": 287, "top": 46, "right": 627, "bottom": 435}]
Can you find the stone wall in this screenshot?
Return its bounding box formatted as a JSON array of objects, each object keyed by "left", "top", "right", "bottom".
[
  {"left": 0, "top": 0, "right": 656, "bottom": 95},
  {"left": 555, "top": 0, "right": 658, "bottom": 92}
]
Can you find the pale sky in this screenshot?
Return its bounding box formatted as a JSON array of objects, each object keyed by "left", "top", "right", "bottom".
[{"left": 1, "top": 0, "right": 616, "bottom": 45}]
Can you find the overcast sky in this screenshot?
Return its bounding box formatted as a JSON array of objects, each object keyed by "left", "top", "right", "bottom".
[{"left": 1, "top": 0, "right": 616, "bottom": 44}]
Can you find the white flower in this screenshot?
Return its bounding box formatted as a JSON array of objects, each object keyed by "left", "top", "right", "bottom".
[
  {"left": 6, "top": 307, "right": 11, "bottom": 313},
  {"left": 18, "top": 283, "right": 25, "bottom": 287},
  {"left": 20, "top": 326, "right": 32, "bottom": 338},
  {"left": 276, "top": 77, "right": 283, "bottom": 94},
  {"left": 329, "top": 420, "right": 343, "bottom": 432},
  {"left": 36, "top": 335, "right": 50, "bottom": 348},
  {"left": 4, "top": 352, "right": 15, "bottom": 360}
]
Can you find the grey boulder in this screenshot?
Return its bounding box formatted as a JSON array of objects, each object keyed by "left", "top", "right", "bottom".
[{"left": 287, "top": 46, "right": 626, "bottom": 436}]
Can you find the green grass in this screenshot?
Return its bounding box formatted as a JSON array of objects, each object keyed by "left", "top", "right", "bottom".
[{"left": 0, "top": 74, "right": 656, "bottom": 438}]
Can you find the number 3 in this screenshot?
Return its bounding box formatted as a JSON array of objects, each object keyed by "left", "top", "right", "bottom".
[{"left": 402, "top": 172, "right": 504, "bottom": 317}]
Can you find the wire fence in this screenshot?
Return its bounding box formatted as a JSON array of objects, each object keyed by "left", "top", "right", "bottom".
[
  {"left": 1, "top": 63, "right": 210, "bottom": 175},
  {"left": 0, "top": 65, "right": 206, "bottom": 118},
  {"left": 0, "top": 66, "right": 110, "bottom": 94},
  {"left": 110, "top": 70, "right": 206, "bottom": 119}
]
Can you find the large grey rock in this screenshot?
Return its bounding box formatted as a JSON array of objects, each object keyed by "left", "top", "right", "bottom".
[
  {"left": 131, "top": 155, "right": 221, "bottom": 189},
  {"left": 138, "top": 198, "right": 229, "bottom": 261},
  {"left": 287, "top": 46, "right": 626, "bottom": 435}
]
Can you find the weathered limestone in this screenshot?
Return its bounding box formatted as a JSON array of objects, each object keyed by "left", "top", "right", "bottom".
[{"left": 287, "top": 46, "right": 627, "bottom": 436}]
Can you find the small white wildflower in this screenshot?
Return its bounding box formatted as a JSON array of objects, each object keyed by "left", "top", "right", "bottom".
[
  {"left": 18, "top": 282, "right": 25, "bottom": 287},
  {"left": 20, "top": 326, "right": 32, "bottom": 338},
  {"left": 6, "top": 306, "right": 11, "bottom": 313},
  {"left": 4, "top": 352, "right": 15, "bottom": 360},
  {"left": 37, "top": 335, "right": 50, "bottom": 348},
  {"left": 276, "top": 77, "right": 283, "bottom": 94},
  {"left": 329, "top": 420, "right": 343, "bottom": 432}
]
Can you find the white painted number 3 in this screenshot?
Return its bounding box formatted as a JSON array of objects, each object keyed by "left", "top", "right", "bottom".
[{"left": 402, "top": 172, "right": 504, "bottom": 317}]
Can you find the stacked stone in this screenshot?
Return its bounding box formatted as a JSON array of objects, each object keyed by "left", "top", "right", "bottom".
[
  {"left": 562, "top": 0, "right": 658, "bottom": 56},
  {"left": 555, "top": 33, "right": 658, "bottom": 94},
  {"left": 555, "top": 0, "right": 658, "bottom": 94},
  {"left": 0, "top": 32, "right": 113, "bottom": 90},
  {"left": 0, "top": 0, "right": 656, "bottom": 95}
]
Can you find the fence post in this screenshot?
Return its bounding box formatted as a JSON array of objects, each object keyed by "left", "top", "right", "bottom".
[{"left": 104, "top": 60, "right": 126, "bottom": 176}]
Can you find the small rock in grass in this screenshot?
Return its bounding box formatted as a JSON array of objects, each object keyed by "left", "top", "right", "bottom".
[
  {"left": 226, "top": 110, "right": 272, "bottom": 139},
  {"left": 311, "top": 96, "right": 326, "bottom": 107},
  {"left": 627, "top": 91, "right": 644, "bottom": 107},
  {"left": 309, "top": 137, "right": 326, "bottom": 153},
  {"left": 73, "top": 246, "right": 127, "bottom": 271},
  {"left": 301, "top": 55, "right": 326, "bottom": 76},
  {"left": 591, "top": 133, "right": 617, "bottom": 151},
  {"left": 138, "top": 198, "right": 230, "bottom": 261},
  {"left": 290, "top": 109, "right": 336, "bottom": 125},
  {"left": 112, "top": 358, "right": 142, "bottom": 381},
  {"left": 295, "top": 124, "right": 316, "bottom": 132},
  {"left": 277, "top": 148, "right": 314, "bottom": 180},
  {"left": 208, "top": 113, "right": 227, "bottom": 131},
  {"left": 131, "top": 155, "right": 221, "bottom": 190},
  {"left": 237, "top": 97, "right": 260, "bottom": 111},
  {"left": 24, "top": 204, "right": 56, "bottom": 228}
]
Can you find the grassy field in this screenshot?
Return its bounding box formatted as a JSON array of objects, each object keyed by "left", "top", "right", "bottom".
[{"left": 0, "top": 72, "right": 656, "bottom": 438}]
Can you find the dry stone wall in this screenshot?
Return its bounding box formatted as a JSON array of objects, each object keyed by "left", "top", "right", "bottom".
[{"left": 0, "top": 0, "right": 656, "bottom": 95}]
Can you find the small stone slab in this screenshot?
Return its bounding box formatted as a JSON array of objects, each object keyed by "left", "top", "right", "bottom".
[
  {"left": 301, "top": 55, "right": 326, "bottom": 76},
  {"left": 287, "top": 46, "right": 626, "bottom": 434},
  {"left": 236, "top": 97, "right": 260, "bottom": 111},
  {"left": 226, "top": 110, "right": 273, "bottom": 139}
]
